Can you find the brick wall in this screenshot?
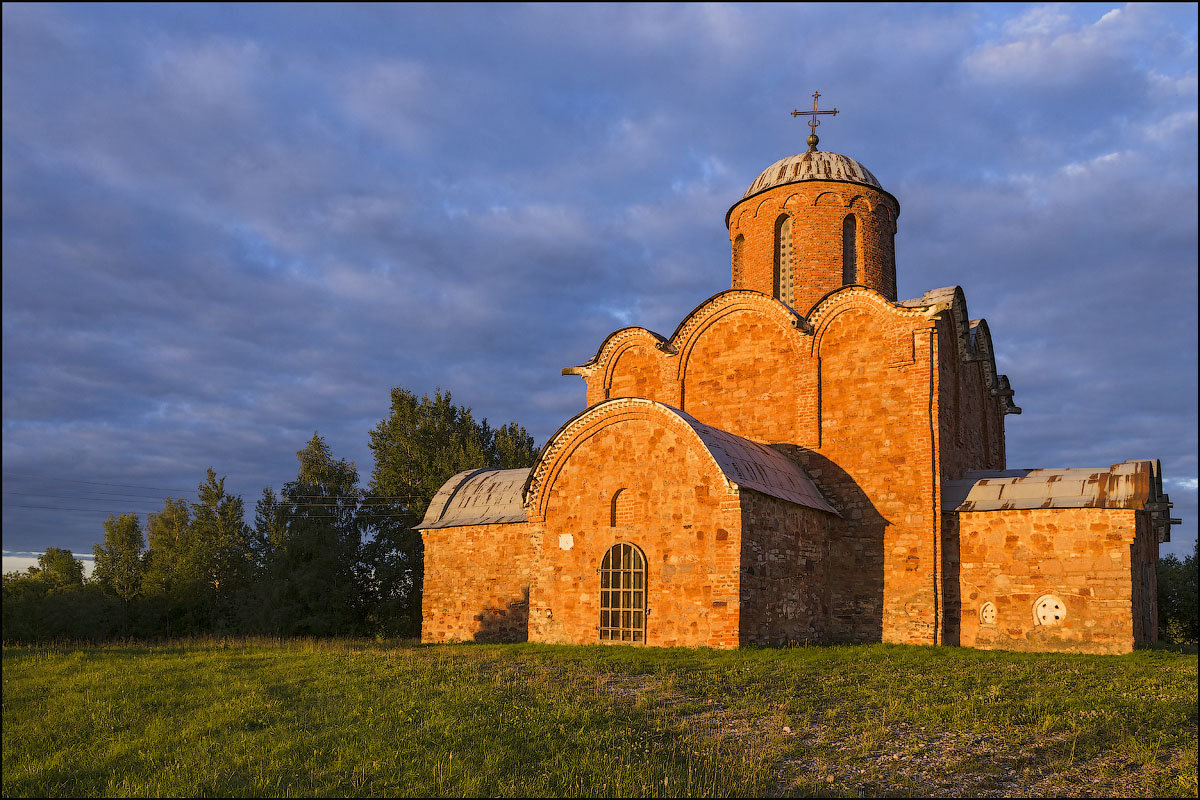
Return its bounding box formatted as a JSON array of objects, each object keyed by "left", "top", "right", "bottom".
[
  {"left": 810, "top": 299, "right": 941, "bottom": 645},
  {"left": 738, "top": 489, "right": 836, "bottom": 644},
  {"left": 420, "top": 522, "right": 537, "bottom": 643},
  {"left": 936, "top": 315, "right": 1007, "bottom": 480},
  {"left": 528, "top": 411, "right": 743, "bottom": 648},
  {"left": 727, "top": 181, "right": 899, "bottom": 315},
  {"left": 608, "top": 343, "right": 665, "bottom": 402},
  {"left": 679, "top": 308, "right": 805, "bottom": 442},
  {"left": 948, "top": 508, "right": 1142, "bottom": 654}
]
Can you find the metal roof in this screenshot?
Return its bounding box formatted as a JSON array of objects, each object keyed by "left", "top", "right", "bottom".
[
  {"left": 413, "top": 467, "right": 531, "bottom": 530},
  {"left": 743, "top": 151, "right": 882, "bottom": 198},
  {"left": 943, "top": 460, "right": 1177, "bottom": 542},
  {"left": 683, "top": 413, "right": 839, "bottom": 514}
]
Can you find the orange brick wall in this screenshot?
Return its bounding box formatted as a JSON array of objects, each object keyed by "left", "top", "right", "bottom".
[
  {"left": 420, "top": 522, "right": 537, "bottom": 643},
  {"left": 529, "top": 413, "right": 743, "bottom": 648},
  {"left": 812, "top": 303, "right": 941, "bottom": 645},
  {"left": 679, "top": 309, "right": 805, "bottom": 442},
  {"left": 577, "top": 291, "right": 949, "bottom": 646},
  {"left": 607, "top": 343, "right": 666, "bottom": 402},
  {"left": 948, "top": 508, "right": 1144, "bottom": 654},
  {"left": 738, "top": 489, "right": 837, "bottom": 644},
  {"left": 727, "top": 181, "right": 899, "bottom": 315}
]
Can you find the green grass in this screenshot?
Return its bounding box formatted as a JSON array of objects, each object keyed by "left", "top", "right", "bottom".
[{"left": 3, "top": 639, "right": 1196, "bottom": 797}]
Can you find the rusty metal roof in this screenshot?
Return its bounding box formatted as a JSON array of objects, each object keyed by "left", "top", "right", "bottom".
[
  {"left": 413, "top": 467, "right": 531, "bottom": 530},
  {"left": 943, "top": 460, "right": 1177, "bottom": 542},
  {"left": 683, "top": 414, "right": 838, "bottom": 514},
  {"left": 744, "top": 151, "right": 882, "bottom": 198}
]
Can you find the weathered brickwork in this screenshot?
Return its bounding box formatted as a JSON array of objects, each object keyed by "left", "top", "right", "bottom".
[
  {"left": 607, "top": 343, "right": 665, "bottom": 402},
  {"left": 680, "top": 309, "right": 804, "bottom": 442},
  {"left": 947, "top": 508, "right": 1152, "bottom": 654},
  {"left": 727, "top": 181, "right": 899, "bottom": 314},
  {"left": 936, "top": 315, "right": 1007, "bottom": 480},
  {"left": 809, "top": 300, "right": 941, "bottom": 645},
  {"left": 421, "top": 522, "right": 536, "bottom": 643},
  {"left": 527, "top": 409, "right": 742, "bottom": 648},
  {"left": 738, "top": 489, "right": 835, "bottom": 644}
]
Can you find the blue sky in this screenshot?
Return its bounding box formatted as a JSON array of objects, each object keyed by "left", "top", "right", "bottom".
[{"left": 3, "top": 2, "right": 1197, "bottom": 574}]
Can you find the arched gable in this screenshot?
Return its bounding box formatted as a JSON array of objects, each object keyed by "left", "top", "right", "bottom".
[
  {"left": 807, "top": 285, "right": 929, "bottom": 357},
  {"left": 670, "top": 290, "right": 809, "bottom": 380},
  {"left": 523, "top": 397, "right": 835, "bottom": 523},
  {"left": 894, "top": 286, "right": 1020, "bottom": 415},
  {"left": 561, "top": 326, "right": 671, "bottom": 380}
]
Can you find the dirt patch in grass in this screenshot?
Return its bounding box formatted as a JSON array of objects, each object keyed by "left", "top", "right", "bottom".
[{"left": 570, "top": 653, "right": 1199, "bottom": 799}]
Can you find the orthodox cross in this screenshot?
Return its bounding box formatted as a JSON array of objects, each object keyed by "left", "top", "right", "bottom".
[{"left": 791, "top": 91, "right": 838, "bottom": 152}]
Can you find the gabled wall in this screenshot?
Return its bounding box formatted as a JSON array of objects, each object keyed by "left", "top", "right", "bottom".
[{"left": 527, "top": 409, "right": 743, "bottom": 648}]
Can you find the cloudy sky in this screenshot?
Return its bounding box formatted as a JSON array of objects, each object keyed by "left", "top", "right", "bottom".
[{"left": 3, "top": 2, "right": 1197, "bottom": 574}]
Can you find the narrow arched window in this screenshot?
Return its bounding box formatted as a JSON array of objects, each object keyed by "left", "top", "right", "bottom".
[
  {"left": 775, "top": 215, "right": 793, "bottom": 304},
  {"left": 842, "top": 214, "right": 857, "bottom": 285},
  {"left": 610, "top": 488, "right": 628, "bottom": 527},
  {"left": 731, "top": 235, "right": 744, "bottom": 289},
  {"left": 599, "top": 542, "right": 646, "bottom": 643}
]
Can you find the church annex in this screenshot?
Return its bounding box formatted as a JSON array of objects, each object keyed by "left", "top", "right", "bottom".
[{"left": 415, "top": 103, "right": 1178, "bottom": 655}]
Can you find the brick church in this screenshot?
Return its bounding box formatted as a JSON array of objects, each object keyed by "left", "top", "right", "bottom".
[{"left": 415, "top": 107, "right": 1178, "bottom": 655}]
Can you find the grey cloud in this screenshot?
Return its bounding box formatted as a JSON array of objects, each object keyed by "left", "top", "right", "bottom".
[{"left": 3, "top": 3, "right": 1195, "bottom": 560}]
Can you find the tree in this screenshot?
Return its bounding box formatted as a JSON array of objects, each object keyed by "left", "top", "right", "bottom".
[
  {"left": 31, "top": 547, "right": 86, "bottom": 588},
  {"left": 93, "top": 513, "right": 146, "bottom": 603},
  {"left": 140, "top": 471, "right": 253, "bottom": 634},
  {"left": 364, "top": 387, "right": 539, "bottom": 636},
  {"left": 1158, "top": 538, "right": 1198, "bottom": 645},
  {"left": 189, "top": 468, "right": 254, "bottom": 630},
  {"left": 3, "top": 546, "right": 127, "bottom": 643},
  {"left": 143, "top": 498, "right": 191, "bottom": 588},
  {"left": 257, "top": 433, "right": 365, "bottom": 636}
]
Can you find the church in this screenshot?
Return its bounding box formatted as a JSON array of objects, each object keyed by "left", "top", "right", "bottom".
[{"left": 415, "top": 99, "right": 1178, "bottom": 655}]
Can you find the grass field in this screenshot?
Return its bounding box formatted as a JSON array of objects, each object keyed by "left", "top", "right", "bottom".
[{"left": 2, "top": 639, "right": 1196, "bottom": 798}]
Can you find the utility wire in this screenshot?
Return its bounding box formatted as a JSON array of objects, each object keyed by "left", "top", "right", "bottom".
[
  {"left": 3, "top": 491, "right": 420, "bottom": 508},
  {"left": 5, "top": 503, "right": 418, "bottom": 520}
]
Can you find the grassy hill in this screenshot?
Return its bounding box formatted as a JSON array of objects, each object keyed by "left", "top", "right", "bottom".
[{"left": 3, "top": 639, "right": 1196, "bottom": 797}]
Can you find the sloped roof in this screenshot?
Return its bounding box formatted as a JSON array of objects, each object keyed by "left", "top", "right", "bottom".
[
  {"left": 943, "top": 460, "right": 1176, "bottom": 542},
  {"left": 683, "top": 413, "right": 837, "bottom": 513},
  {"left": 413, "top": 467, "right": 531, "bottom": 530}
]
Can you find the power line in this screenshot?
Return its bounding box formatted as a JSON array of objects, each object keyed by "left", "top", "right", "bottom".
[
  {"left": 3, "top": 474, "right": 437, "bottom": 501},
  {"left": 3, "top": 491, "right": 421, "bottom": 508},
  {"left": 2, "top": 472, "right": 199, "bottom": 493},
  {"left": 4, "top": 503, "right": 419, "bottom": 520}
]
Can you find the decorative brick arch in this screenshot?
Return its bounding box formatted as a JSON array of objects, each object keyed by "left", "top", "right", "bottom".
[
  {"left": 808, "top": 285, "right": 928, "bottom": 358},
  {"left": 600, "top": 335, "right": 669, "bottom": 400},
  {"left": 813, "top": 190, "right": 847, "bottom": 208},
  {"left": 669, "top": 291, "right": 810, "bottom": 385},
  {"left": 730, "top": 207, "right": 751, "bottom": 232},
  {"left": 522, "top": 398, "right": 739, "bottom": 524},
  {"left": 562, "top": 326, "right": 671, "bottom": 381}
]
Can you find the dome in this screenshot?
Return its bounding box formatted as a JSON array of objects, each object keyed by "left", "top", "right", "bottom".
[{"left": 743, "top": 151, "right": 881, "bottom": 199}]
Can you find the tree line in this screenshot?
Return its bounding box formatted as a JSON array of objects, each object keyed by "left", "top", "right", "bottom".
[
  {"left": 4, "top": 384, "right": 1197, "bottom": 646},
  {"left": 3, "top": 388, "right": 538, "bottom": 642}
]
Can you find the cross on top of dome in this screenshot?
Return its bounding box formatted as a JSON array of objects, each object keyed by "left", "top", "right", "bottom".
[{"left": 790, "top": 91, "right": 838, "bottom": 152}]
